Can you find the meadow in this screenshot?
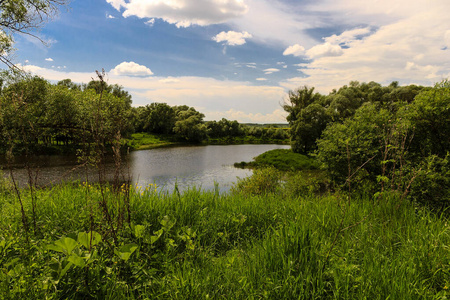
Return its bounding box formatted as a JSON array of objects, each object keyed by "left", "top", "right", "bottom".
[{"left": 1, "top": 170, "right": 449, "bottom": 299}]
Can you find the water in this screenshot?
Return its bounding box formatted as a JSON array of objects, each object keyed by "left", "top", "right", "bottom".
[{"left": 1, "top": 144, "right": 290, "bottom": 193}]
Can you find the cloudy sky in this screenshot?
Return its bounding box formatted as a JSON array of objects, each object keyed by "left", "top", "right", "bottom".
[{"left": 13, "top": 0, "right": 450, "bottom": 122}]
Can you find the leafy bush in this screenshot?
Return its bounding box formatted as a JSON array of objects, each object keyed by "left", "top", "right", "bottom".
[
  {"left": 409, "top": 154, "right": 450, "bottom": 209},
  {"left": 232, "top": 167, "right": 282, "bottom": 195}
]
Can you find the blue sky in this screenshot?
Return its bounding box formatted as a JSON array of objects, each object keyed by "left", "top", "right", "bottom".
[{"left": 13, "top": 0, "right": 450, "bottom": 122}]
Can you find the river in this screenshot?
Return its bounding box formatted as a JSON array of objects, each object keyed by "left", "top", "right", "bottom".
[{"left": 0, "top": 144, "right": 290, "bottom": 193}]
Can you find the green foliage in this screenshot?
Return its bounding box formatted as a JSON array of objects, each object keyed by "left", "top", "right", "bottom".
[
  {"left": 316, "top": 103, "right": 395, "bottom": 182},
  {"left": 1, "top": 183, "right": 450, "bottom": 298},
  {"left": 284, "top": 81, "right": 425, "bottom": 154},
  {"left": 232, "top": 167, "right": 282, "bottom": 195},
  {"left": 400, "top": 80, "right": 450, "bottom": 158},
  {"left": 173, "top": 105, "right": 208, "bottom": 142},
  {"left": 315, "top": 80, "right": 449, "bottom": 207},
  {"left": 409, "top": 154, "right": 450, "bottom": 209},
  {"left": 236, "top": 149, "right": 319, "bottom": 171},
  {"left": 0, "top": 73, "right": 133, "bottom": 154}
]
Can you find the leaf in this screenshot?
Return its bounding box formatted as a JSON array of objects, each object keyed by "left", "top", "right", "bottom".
[
  {"left": 48, "top": 237, "right": 78, "bottom": 254},
  {"left": 68, "top": 254, "right": 86, "bottom": 268},
  {"left": 160, "top": 215, "right": 176, "bottom": 231},
  {"left": 149, "top": 229, "right": 163, "bottom": 244},
  {"left": 60, "top": 262, "right": 73, "bottom": 278},
  {"left": 77, "top": 231, "right": 102, "bottom": 249},
  {"left": 133, "top": 225, "right": 146, "bottom": 239},
  {"left": 114, "top": 244, "right": 139, "bottom": 261}
]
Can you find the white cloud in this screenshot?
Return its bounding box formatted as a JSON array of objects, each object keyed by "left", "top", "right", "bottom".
[
  {"left": 106, "top": 0, "right": 126, "bottom": 11},
  {"left": 145, "top": 18, "right": 155, "bottom": 26},
  {"left": 306, "top": 42, "right": 343, "bottom": 58},
  {"left": 324, "top": 27, "right": 371, "bottom": 46},
  {"left": 263, "top": 68, "right": 280, "bottom": 75},
  {"left": 213, "top": 31, "right": 252, "bottom": 46},
  {"left": 230, "top": 0, "right": 317, "bottom": 47},
  {"left": 159, "top": 77, "right": 180, "bottom": 83},
  {"left": 107, "top": 0, "right": 248, "bottom": 28},
  {"left": 110, "top": 61, "right": 153, "bottom": 76},
  {"left": 206, "top": 108, "right": 287, "bottom": 123},
  {"left": 107, "top": 14, "right": 115, "bottom": 19},
  {"left": 280, "top": 0, "right": 450, "bottom": 93},
  {"left": 246, "top": 64, "right": 256, "bottom": 69},
  {"left": 283, "top": 44, "right": 305, "bottom": 57},
  {"left": 444, "top": 30, "right": 450, "bottom": 48},
  {"left": 45, "top": 58, "right": 54, "bottom": 62},
  {"left": 256, "top": 78, "right": 267, "bottom": 81}
]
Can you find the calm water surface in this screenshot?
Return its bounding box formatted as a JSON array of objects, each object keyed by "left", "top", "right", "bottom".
[{"left": 1, "top": 144, "right": 290, "bottom": 193}]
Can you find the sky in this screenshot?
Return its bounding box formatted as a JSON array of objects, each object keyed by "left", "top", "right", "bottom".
[{"left": 11, "top": 0, "right": 450, "bottom": 123}]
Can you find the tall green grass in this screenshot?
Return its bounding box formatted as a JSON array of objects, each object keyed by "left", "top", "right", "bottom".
[{"left": 1, "top": 180, "right": 449, "bottom": 299}]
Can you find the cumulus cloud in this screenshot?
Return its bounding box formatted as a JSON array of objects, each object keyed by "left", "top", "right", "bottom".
[
  {"left": 45, "top": 58, "right": 54, "bottom": 62},
  {"left": 107, "top": 0, "right": 248, "bottom": 28},
  {"left": 110, "top": 61, "right": 153, "bottom": 76},
  {"left": 280, "top": 0, "right": 450, "bottom": 93},
  {"left": 283, "top": 44, "right": 305, "bottom": 57},
  {"left": 256, "top": 78, "right": 267, "bottom": 81},
  {"left": 213, "top": 31, "right": 252, "bottom": 46},
  {"left": 107, "top": 14, "right": 115, "bottom": 19},
  {"left": 305, "top": 42, "right": 343, "bottom": 58},
  {"left": 324, "top": 27, "right": 372, "bottom": 46}
]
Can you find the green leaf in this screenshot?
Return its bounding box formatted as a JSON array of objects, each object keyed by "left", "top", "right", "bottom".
[
  {"left": 133, "top": 225, "right": 146, "bottom": 239},
  {"left": 114, "top": 244, "right": 139, "bottom": 261},
  {"left": 77, "top": 231, "right": 102, "bottom": 249},
  {"left": 68, "top": 254, "right": 86, "bottom": 268},
  {"left": 48, "top": 237, "right": 78, "bottom": 254},
  {"left": 149, "top": 229, "right": 163, "bottom": 244},
  {"left": 160, "top": 215, "right": 176, "bottom": 231}
]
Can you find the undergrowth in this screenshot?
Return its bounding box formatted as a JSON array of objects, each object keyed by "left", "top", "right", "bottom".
[{"left": 1, "top": 178, "right": 449, "bottom": 299}]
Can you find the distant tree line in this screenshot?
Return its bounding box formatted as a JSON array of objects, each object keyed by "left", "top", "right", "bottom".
[
  {"left": 284, "top": 80, "right": 449, "bottom": 208},
  {"left": 132, "top": 102, "right": 289, "bottom": 143},
  {"left": 0, "top": 72, "right": 288, "bottom": 155}
]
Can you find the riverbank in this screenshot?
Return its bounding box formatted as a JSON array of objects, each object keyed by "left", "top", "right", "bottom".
[
  {"left": 126, "top": 132, "right": 290, "bottom": 150},
  {"left": 1, "top": 176, "right": 449, "bottom": 299}
]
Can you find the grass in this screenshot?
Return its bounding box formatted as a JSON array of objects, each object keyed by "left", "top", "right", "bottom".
[
  {"left": 125, "top": 132, "right": 179, "bottom": 150},
  {"left": 234, "top": 149, "right": 319, "bottom": 171},
  {"left": 1, "top": 174, "right": 450, "bottom": 299}
]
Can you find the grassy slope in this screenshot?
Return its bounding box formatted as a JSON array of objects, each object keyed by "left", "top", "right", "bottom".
[
  {"left": 1, "top": 182, "right": 450, "bottom": 299},
  {"left": 235, "top": 149, "right": 319, "bottom": 171}
]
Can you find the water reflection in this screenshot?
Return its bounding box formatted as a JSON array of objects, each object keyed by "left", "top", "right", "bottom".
[{"left": 1, "top": 144, "right": 290, "bottom": 193}]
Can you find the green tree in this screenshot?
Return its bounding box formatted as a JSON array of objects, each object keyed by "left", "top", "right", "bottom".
[
  {"left": 142, "top": 102, "right": 176, "bottom": 134},
  {"left": 283, "top": 86, "right": 325, "bottom": 153},
  {"left": 400, "top": 80, "right": 450, "bottom": 158},
  {"left": 173, "top": 106, "right": 208, "bottom": 142}
]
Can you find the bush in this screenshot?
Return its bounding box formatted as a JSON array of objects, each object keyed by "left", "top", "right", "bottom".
[
  {"left": 232, "top": 167, "right": 282, "bottom": 195},
  {"left": 409, "top": 154, "right": 450, "bottom": 209}
]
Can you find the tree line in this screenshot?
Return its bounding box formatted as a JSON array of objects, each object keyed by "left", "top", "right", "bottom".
[{"left": 0, "top": 72, "right": 288, "bottom": 155}]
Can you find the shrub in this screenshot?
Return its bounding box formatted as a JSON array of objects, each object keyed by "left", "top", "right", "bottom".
[{"left": 232, "top": 167, "right": 282, "bottom": 195}]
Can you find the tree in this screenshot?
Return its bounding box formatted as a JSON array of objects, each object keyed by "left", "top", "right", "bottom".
[
  {"left": 173, "top": 106, "right": 208, "bottom": 142},
  {"left": 142, "top": 103, "right": 176, "bottom": 134},
  {"left": 283, "top": 86, "right": 325, "bottom": 153},
  {"left": 0, "top": 0, "right": 68, "bottom": 68}
]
